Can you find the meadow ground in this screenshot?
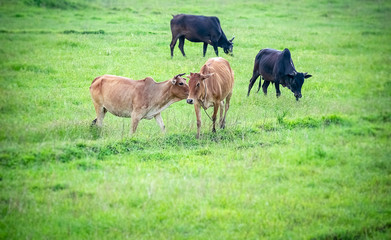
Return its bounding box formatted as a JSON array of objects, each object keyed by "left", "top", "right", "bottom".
[{"left": 0, "top": 0, "right": 390, "bottom": 239}]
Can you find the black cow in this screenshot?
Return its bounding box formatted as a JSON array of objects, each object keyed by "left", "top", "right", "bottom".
[
  {"left": 170, "top": 14, "right": 234, "bottom": 58},
  {"left": 247, "top": 48, "right": 312, "bottom": 101}
]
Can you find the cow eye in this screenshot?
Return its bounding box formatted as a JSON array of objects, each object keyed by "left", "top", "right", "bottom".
[
  {"left": 196, "top": 82, "right": 200, "bottom": 87},
  {"left": 179, "top": 82, "right": 184, "bottom": 86}
]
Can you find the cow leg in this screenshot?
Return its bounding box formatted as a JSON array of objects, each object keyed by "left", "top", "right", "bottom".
[
  {"left": 247, "top": 71, "right": 260, "bottom": 96},
  {"left": 262, "top": 80, "right": 270, "bottom": 95},
  {"left": 203, "top": 42, "right": 208, "bottom": 57},
  {"left": 275, "top": 83, "right": 281, "bottom": 98},
  {"left": 195, "top": 104, "right": 202, "bottom": 139},
  {"left": 154, "top": 113, "right": 166, "bottom": 133},
  {"left": 92, "top": 103, "right": 106, "bottom": 127},
  {"left": 219, "top": 101, "right": 224, "bottom": 126},
  {"left": 130, "top": 112, "right": 142, "bottom": 135},
  {"left": 212, "top": 102, "right": 219, "bottom": 133},
  {"left": 178, "top": 36, "right": 186, "bottom": 57},
  {"left": 170, "top": 35, "right": 179, "bottom": 58},
  {"left": 221, "top": 93, "right": 232, "bottom": 129},
  {"left": 256, "top": 77, "right": 262, "bottom": 93},
  {"left": 212, "top": 41, "right": 219, "bottom": 56}
]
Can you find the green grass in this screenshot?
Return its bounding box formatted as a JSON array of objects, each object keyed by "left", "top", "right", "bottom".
[{"left": 0, "top": 0, "right": 390, "bottom": 239}]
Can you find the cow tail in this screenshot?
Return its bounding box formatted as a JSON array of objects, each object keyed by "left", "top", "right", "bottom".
[
  {"left": 90, "top": 76, "right": 101, "bottom": 89},
  {"left": 91, "top": 76, "right": 100, "bottom": 84}
]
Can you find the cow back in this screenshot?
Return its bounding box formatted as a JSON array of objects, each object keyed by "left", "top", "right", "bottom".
[
  {"left": 201, "top": 57, "right": 234, "bottom": 101},
  {"left": 256, "top": 48, "right": 296, "bottom": 82},
  {"left": 90, "top": 75, "right": 154, "bottom": 117},
  {"left": 274, "top": 48, "right": 296, "bottom": 77},
  {"left": 171, "top": 14, "right": 222, "bottom": 42}
]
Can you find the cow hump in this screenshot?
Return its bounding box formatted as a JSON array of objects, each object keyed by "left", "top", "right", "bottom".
[{"left": 282, "top": 48, "right": 291, "bottom": 59}]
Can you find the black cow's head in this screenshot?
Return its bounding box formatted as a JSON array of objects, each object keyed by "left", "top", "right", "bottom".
[
  {"left": 223, "top": 37, "right": 235, "bottom": 55},
  {"left": 286, "top": 72, "right": 312, "bottom": 101}
]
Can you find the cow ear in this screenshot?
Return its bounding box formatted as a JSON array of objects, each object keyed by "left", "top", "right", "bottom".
[
  {"left": 171, "top": 78, "right": 177, "bottom": 85},
  {"left": 201, "top": 73, "right": 214, "bottom": 80},
  {"left": 304, "top": 73, "right": 312, "bottom": 79}
]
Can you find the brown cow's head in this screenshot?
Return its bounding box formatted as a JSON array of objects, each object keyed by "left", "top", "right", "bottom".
[
  {"left": 186, "top": 72, "right": 214, "bottom": 105},
  {"left": 170, "top": 73, "right": 189, "bottom": 100},
  {"left": 286, "top": 72, "right": 312, "bottom": 101}
]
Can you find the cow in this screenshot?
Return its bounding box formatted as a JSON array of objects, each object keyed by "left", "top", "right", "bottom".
[
  {"left": 186, "top": 57, "right": 234, "bottom": 139},
  {"left": 247, "top": 48, "right": 312, "bottom": 101},
  {"left": 90, "top": 73, "right": 189, "bottom": 134},
  {"left": 170, "top": 14, "right": 235, "bottom": 58}
]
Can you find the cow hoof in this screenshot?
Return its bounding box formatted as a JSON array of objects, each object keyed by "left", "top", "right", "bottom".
[{"left": 91, "top": 118, "right": 97, "bottom": 126}]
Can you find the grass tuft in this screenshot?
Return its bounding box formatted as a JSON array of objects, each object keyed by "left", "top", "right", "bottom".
[
  {"left": 63, "top": 29, "right": 105, "bottom": 34},
  {"left": 258, "top": 114, "right": 350, "bottom": 131},
  {"left": 313, "top": 222, "right": 391, "bottom": 240},
  {"left": 9, "top": 63, "right": 55, "bottom": 74},
  {"left": 24, "top": 0, "right": 89, "bottom": 9}
]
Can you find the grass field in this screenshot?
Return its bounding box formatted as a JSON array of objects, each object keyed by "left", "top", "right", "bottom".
[{"left": 0, "top": 0, "right": 390, "bottom": 239}]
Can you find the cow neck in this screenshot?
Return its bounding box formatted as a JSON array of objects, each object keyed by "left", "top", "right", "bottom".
[
  {"left": 199, "top": 81, "right": 208, "bottom": 110},
  {"left": 151, "top": 81, "right": 176, "bottom": 105},
  {"left": 162, "top": 81, "right": 177, "bottom": 103}
]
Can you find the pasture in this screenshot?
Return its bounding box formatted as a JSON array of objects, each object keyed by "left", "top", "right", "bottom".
[{"left": 0, "top": 0, "right": 390, "bottom": 239}]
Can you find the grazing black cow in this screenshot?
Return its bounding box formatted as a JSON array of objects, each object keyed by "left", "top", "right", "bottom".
[
  {"left": 247, "top": 48, "right": 312, "bottom": 101},
  {"left": 170, "top": 14, "right": 234, "bottom": 58}
]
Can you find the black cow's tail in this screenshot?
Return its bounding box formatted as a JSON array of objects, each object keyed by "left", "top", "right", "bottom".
[{"left": 247, "top": 53, "right": 261, "bottom": 96}]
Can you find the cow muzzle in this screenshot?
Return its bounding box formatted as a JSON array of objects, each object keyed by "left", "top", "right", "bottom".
[
  {"left": 226, "top": 50, "right": 234, "bottom": 57},
  {"left": 294, "top": 92, "right": 302, "bottom": 101},
  {"left": 187, "top": 98, "right": 194, "bottom": 104}
]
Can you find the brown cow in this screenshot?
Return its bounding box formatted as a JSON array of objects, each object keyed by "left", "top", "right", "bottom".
[
  {"left": 90, "top": 73, "right": 189, "bottom": 134},
  {"left": 186, "top": 57, "right": 234, "bottom": 138}
]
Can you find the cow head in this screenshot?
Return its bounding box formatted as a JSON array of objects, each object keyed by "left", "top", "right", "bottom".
[
  {"left": 223, "top": 36, "right": 235, "bottom": 56},
  {"left": 186, "top": 72, "right": 214, "bottom": 104},
  {"left": 170, "top": 73, "right": 189, "bottom": 100},
  {"left": 286, "top": 72, "right": 312, "bottom": 101}
]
